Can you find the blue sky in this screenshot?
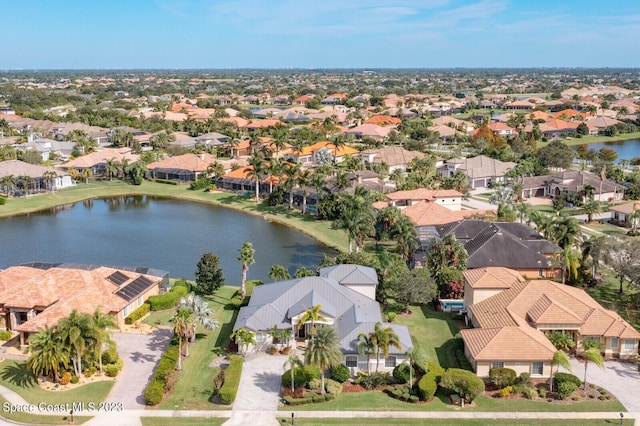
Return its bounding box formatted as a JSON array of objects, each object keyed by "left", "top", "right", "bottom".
[{"left": 3, "top": 0, "right": 639, "bottom": 69}]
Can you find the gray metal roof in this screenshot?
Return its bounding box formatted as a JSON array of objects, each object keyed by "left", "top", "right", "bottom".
[
  {"left": 319, "top": 264, "right": 378, "bottom": 286},
  {"left": 339, "top": 321, "right": 413, "bottom": 354}
]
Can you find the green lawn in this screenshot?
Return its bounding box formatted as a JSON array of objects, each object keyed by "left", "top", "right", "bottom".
[
  {"left": 283, "top": 391, "right": 625, "bottom": 413},
  {"left": 582, "top": 223, "right": 628, "bottom": 238},
  {"left": 0, "top": 180, "right": 349, "bottom": 253},
  {"left": 141, "top": 417, "right": 228, "bottom": 426},
  {"left": 536, "top": 132, "right": 640, "bottom": 147},
  {"left": 0, "top": 396, "right": 92, "bottom": 425},
  {"left": 143, "top": 309, "right": 176, "bottom": 327},
  {"left": 280, "top": 419, "right": 632, "bottom": 426},
  {"left": 0, "top": 360, "right": 114, "bottom": 406},
  {"left": 395, "top": 304, "right": 466, "bottom": 368},
  {"left": 157, "top": 285, "right": 239, "bottom": 410}
]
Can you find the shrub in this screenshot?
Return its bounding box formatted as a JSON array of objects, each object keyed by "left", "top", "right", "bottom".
[
  {"left": 218, "top": 355, "right": 244, "bottom": 405},
  {"left": 282, "top": 368, "right": 309, "bottom": 389},
  {"left": 101, "top": 347, "right": 119, "bottom": 364},
  {"left": 557, "top": 381, "right": 578, "bottom": 400},
  {"left": 145, "top": 336, "right": 179, "bottom": 397},
  {"left": 515, "top": 372, "right": 530, "bottom": 384},
  {"left": 417, "top": 372, "right": 438, "bottom": 401},
  {"left": 308, "top": 378, "right": 322, "bottom": 391},
  {"left": 498, "top": 386, "right": 512, "bottom": 398},
  {"left": 329, "top": 364, "right": 350, "bottom": 383},
  {"left": 125, "top": 303, "right": 150, "bottom": 324},
  {"left": 539, "top": 388, "right": 547, "bottom": 398},
  {"left": 354, "top": 372, "right": 391, "bottom": 390},
  {"left": 387, "top": 312, "right": 397, "bottom": 322},
  {"left": 147, "top": 285, "right": 189, "bottom": 311},
  {"left": 60, "top": 372, "right": 71, "bottom": 385},
  {"left": 489, "top": 367, "right": 516, "bottom": 388},
  {"left": 554, "top": 372, "right": 581, "bottom": 389},
  {"left": 268, "top": 346, "right": 279, "bottom": 355},
  {"left": 303, "top": 365, "right": 322, "bottom": 382},
  {"left": 409, "top": 395, "right": 419, "bottom": 403},
  {"left": 280, "top": 346, "right": 291, "bottom": 355},
  {"left": 104, "top": 364, "right": 120, "bottom": 377},
  {"left": 393, "top": 363, "right": 411, "bottom": 384},
  {"left": 189, "top": 177, "right": 212, "bottom": 191},
  {"left": 144, "top": 380, "right": 164, "bottom": 405},
  {"left": 85, "top": 366, "right": 96, "bottom": 378},
  {"left": 426, "top": 362, "right": 445, "bottom": 379},
  {"left": 0, "top": 330, "right": 12, "bottom": 340},
  {"left": 522, "top": 385, "right": 538, "bottom": 399},
  {"left": 70, "top": 375, "right": 79, "bottom": 384},
  {"left": 155, "top": 179, "right": 178, "bottom": 185},
  {"left": 441, "top": 368, "right": 485, "bottom": 402},
  {"left": 0, "top": 195, "right": 6, "bottom": 205},
  {"left": 324, "top": 378, "right": 342, "bottom": 395}
]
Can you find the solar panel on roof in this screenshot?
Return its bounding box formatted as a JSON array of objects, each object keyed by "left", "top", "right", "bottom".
[
  {"left": 115, "top": 275, "right": 155, "bottom": 301},
  {"left": 106, "top": 271, "right": 129, "bottom": 286}
]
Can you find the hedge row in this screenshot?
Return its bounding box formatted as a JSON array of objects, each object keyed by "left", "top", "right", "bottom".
[
  {"left": 155, "top": 179, "right": 179, "bottom": 185},
  {"left": 143, "top": 337, "right": 179, "bottom": 405},
  {"left": 124, "top": 303, "right": 150, "bottom": 324},
  {"left": 219, "top": 355, "right": 244, "bottom": 405},
  {"left": 283, "top": 392, "right": 337, "bottom": 406},
  {"left": 147, "top": 284, "right": 189, "bottom": 311},
  {"left": 0, "top": 195, "right": 6, "bottom": 205},
  {"left": 282, "top": 365, "right": 322, "bottom": 389}
]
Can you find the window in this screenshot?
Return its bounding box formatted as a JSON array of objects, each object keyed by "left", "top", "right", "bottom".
[
  {"left": 491, "top": 361, "right": 504, "bottom": 369},
  {"left": 624, "top": 339, "right": 635, "bottom": 350},
  {"left": 255, "top": 332, "right": 263, "bottom": 343},
  {"left": 531, "top": 362, "right": 544, "bottom": 376},
  {"left": 385, "top": 356, "right": 396, "bottom": 368},
  {"left": 346, "top": 355, "right": 357, "bottom": 368},
  {"left": 538, "top": 268, "right": 544, "bottom": 277},
  {"left": 610, "top": 338, "right": 619, "bottom": 349}
]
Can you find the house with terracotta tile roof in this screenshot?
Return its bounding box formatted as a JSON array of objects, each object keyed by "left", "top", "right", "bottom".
[
  {"left": 357, "top": 146, "right": 424, "bottom": 173},
  {"left": 286, "top": 141, "right": 358, "bottom": 165},
  {"left": 461, "top": 271, "right": 640, "bottom": 378},
  {"left": 505, "top": 100, "right": 535, "bottom": 110},
  {"left": 0, "top": 262, "right": 168, "bottom": 345},
  {"left": 293, "top": 94, "right": 315, "bottom": 105},
  {"left": 386, "top": 189, "right": 464, "bottom": 211},
  {"left": 147, "top": 153, "right": 217, "bottom": 182},
  {"left": 520, "top": 170, "right": 622, "bottom": 202},
  {"left": 437, "top": 155, "right": 516, "bottom": 188},
  {"left": 321, "top": 93, "right": 347, "bottom": 105},
  {"left": 61, "top": 148, "right": 140, "bottom": 176},
  {"left": 242, "top": 119, "right": 284, "bottom": 132},
  {"left": 462, "top": 267, "right": 525, "bottom": 309},
  {"left": 0, "top": 160, "right": 73, "bottom": 194},
  {"left": 402, "top": 201, "right": 489, "bottom": 227},
  {"left": 363, "top": 115, "right": 402, "bottom": 127},
  {"left": 343, "top": 124, "right": 393, "bottom": 141}
]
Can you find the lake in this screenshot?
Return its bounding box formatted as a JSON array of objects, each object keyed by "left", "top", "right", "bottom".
[
  {"left": 577, "top": 139, "right": 640, "bottom": 161},
  {"left": 0, "top": 196, "right": 336, "bottom": 283}
]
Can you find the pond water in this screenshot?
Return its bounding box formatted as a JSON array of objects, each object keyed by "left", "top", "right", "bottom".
[
  {"left": 576, "top": 139, "right": 640, "bottom": 161},
  {"left": 0, "top": 196, "right": 336, "bottom": 283}
]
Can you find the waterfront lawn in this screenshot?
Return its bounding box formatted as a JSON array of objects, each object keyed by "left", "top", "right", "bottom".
[
  {"left": 582, "top": 223, "right": 628, "bottom": 238},
  {"left": 157, "top": 285, "right": 239, "bottom": 410},
  {"left": 143, "top": 309, "right": 176, "bottom": 327},
  {"left": 281, "top": 419, "right": 632, "bottom": 426},
  {"left": 141, "top": 418, "right": 227, "bottom": 426},
  {"left": 283, "top": 391, "right": 625, "bottom": 412},
  {"left": 394, "top": 304, "right": 465, "bottom": 369},
  {"left": 0, "top": 180, "right": 349, "bottom": 253},
  {"left": 536, "top": 132, "right": 640, "bottom": 147},
  {"left": 0, "top": 396, "right": 92, "bottom": 425}
]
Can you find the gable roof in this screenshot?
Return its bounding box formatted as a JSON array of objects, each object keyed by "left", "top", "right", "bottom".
[
  {"left": 358, "top": 146, "right": 424, "bottom": 167},
  {"left": 63, "top": 148, "right": 139, "bottom": 169},
  {"left": 444, "top": 156, "right": 516, "bottom": 179},
  {"left": 0, "top": 160, "right": 68, "bottom": 179},
  {"left": 147, "top": 153, "right": 217, "bottom": 172},
  {"left": 460, "top": 326, "right": 557, "bottom": 361},
  {"left": 462, "top": 267, "right": 525, "bottom": 289}
]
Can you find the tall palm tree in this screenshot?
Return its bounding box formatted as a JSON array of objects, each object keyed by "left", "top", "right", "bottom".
[
  {"left": 269, "top": 264, "right": 291, "bottom": 282},
  {"left": 232, "top": 328, "right": 256, "bottom": 355},
  {"left": 178, "top": 293, "right": 219, "bottom": 356},
  {"left": 371, "top": 322, "right": 402, "bottom": 373},
  {"left": 549, "top": 350, "right": 571, "bottom": 393},
  {"left": 57, "top": 309, "right": 97, "bottom": 376},
  {"left": 357, "top": 333, "right": 374, "bottom": 374},
  {"left": 583, "top": 347, "right": 604, "bottom": 390},
  {"left": 42, "top": 171, "right": 57, "bottom": 193},
  {"left": 558, "top": 246, "right": 580, "bottom": 285},
  {"left": 304, "top": 325, "right": 343, "bottom": 394},
  {"left": 27, "top": 326, "right": 68, "bottom": 382},
  {"left": 172, "top": 307, "right": 193, "bottom": 370},
  {"left": 580, "top": 235, "right": 606, "bottom": 277},
  {"left": 92, "top": 308, "right": 117, "bottom": 374},
  {"left": 551, "top": 217, "right": 581, "bottom": 249},
  {"left": 582, "top": 200, "right": 602, "bottom": 223},
  {"left": 297, "top": 305, "right": 328, "bottom": 340},
  {"left": 283, "top": 354, "right": 303, "bottom": 393},
  {"left": 80, "top": 167, "right": 93, "bottom": 183},
  {"left": 283, "top": 162, "right": 301, "bottom": 209},
  {"left": 245, "top": 154, "right": 265, "bottom": 203},
  {"left": 389, "top": 214, "right": 418, "bottom": 264},
  {"left": 296, "top": 169, "right": 313, "bottom": 214},
  {"left": 104, "top": 158, "right": 119, "bottom": 181},
  {"left": 238, "top": 242, "right": 255, "bottom": 300}
]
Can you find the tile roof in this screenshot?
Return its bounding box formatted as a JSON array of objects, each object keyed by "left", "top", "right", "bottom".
[
  {"left": 358, "top": 146, "right": 424, "bottom": 167},
  {"left": 610, "top": 201, "right": 639, "bottom": 215},
  {"left": 402, "top": 201, "right": 489, "bottom": 226},
  {"left": 0, "top": 160, "right": 68, "bottom": 179},
  {"left": 63, "top": 148, "right": 139, "bottom": 169},
  {"left": 462, "top": 267, "right": 525, "bottom": 289},
  {"left": 443, "top": 156, "right": 516, "bottom": 179},
  {"left": 386, "top": 188, "right": 463, "bottom": 201},
  {"left": 147, "top": 153, "right": 217, "bottom": 172},
  {"left": 461, "top": 326, "right": 557, "bottom": 361}
]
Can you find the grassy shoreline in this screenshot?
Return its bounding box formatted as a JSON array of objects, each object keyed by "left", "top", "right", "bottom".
[
  {"left": 0, "top": 180, "right": 349, "bottom": 253},
  {"left": 537, "top": 132, "right": 640, "bottom": 147}
]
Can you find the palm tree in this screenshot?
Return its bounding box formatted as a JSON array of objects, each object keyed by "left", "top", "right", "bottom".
[
  {"left": 269, "top": 264, "right": 291, "bottom": 282},
  {"left": 283, "top": 354, "right": 303, "bottom": 393},
  {"left": 296, "top": 169, "right": 313, "bottom": 214},
  {"left": 178, "top": 293, "right": 219, "bottom": 356},
  {"left": 549, "top": 350, "right": 571, "bottom": 393},
  {"left": 582, "top": 200, "right": 602, "bottom": 223},
  {"left": 580, "top": 235, "right": 606, "bottom": 277},
  {"left": 172, "top": 308, "right": 193, "bottom": 370},
  {"left": 27, "top": 326, "right": 68, "bottom": 382},
  {"left": 297, "top": 305, "right": 328, "bottom": 340},
  {"left": 104, "top": 158, "right": 119, "bottom": 181},
  {"left": 371, "top": 322, "right": 402, "bottom": 372},
  {"left": 404, "top": 347, "right": 423, "bottom": 388},
  {"left": 80, "top": 167, "right": 93, "bottom": 183},
  {"left": 551, "top": 217, "right": 581, "bottom": 249},
  {"left": 1, "top": 174, "right": 16, "bottom": 196},
  {"left": 283, "top": 162, "right": 301, "bottom": 209},
  {"left": 558, "top": 246, "right": 580, "bottom": 285},
  {"left": 67, "top": 167, "right": 79, "bottom": 182},
  {"left": 232, "top": 328, "right": 256, "bottom": 355},
  {"left": 304, "top": 325, "right": 343, "bottom": 394},
  {"left": 245, "top": 153, "right": 264, "bottom": 203},
  {"left": 357, "top": 333, "right": 374, "bottom": 374},
  {"left": 389, "top": 214, "right": 418, "bottom": 264},
  {"left": 238, "top": 242, "right": 255, "bottom": 300},
  {"left": 42, "top": 171, "right": 57, "bottom": 193},
  {"left": 206, "top": 161, "right": 225, "bottom": 180},
  {"left": 583, "top": 347, "right": 604, "bottom": 391},
  {"left": 57, "top": 309, "right": 97, "bottom": 376},
  {"left": 92, "top": 308, "right": 117, "bottom": 374}
]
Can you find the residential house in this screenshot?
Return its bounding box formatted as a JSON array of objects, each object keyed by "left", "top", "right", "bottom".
[
  {"left": 321, "top": 93, "right": 347, "bottom": 105},
  {"left": 343, "top": 124, "right": 392, "bottom": 141},
  {"left": 357, "top": 146, "right": 425, "bottom": 173},
  {"left": 437, "top": 155, "right": 516, "bottom": 188},
  {"left": 194, "top": 132, "right": 231, "bottom": 148},
  {"left": 15, "top": 138, "right": 76, "bottom": 161},
  {"left": 505, "top": 100, "right": 535, "bottom": 110},
  {"left": 61, "top": 148, "right": 140, "bottom": 176},
  {"left": 286, "top": 141, "right": 358, "bottom": 165},
  {"left": 462, "top": 267, "right": 525, "bottom": 309},
  {"left": 233, "top": 264, "right": 412, "bottom": 374},
  {"left": 0, "top": 262, "right": 168, "bottom": 345},
  {"left": 385, "top": 189, "right": 463, "bottom": 211},
  {"left": 461, "top": 272, "right": 640, "bottom": 378},
  {"left": 147, "top": 153, "right": 217, "bottom": 182},
  {"left": 520, "top": 170, "right": 622, "bottom": 202},
  {"left": 610, "top": 201, "right": 639, "bottom": 228},
  {"left": 0, "top": 160, "right": 73, "bottom": 193}
]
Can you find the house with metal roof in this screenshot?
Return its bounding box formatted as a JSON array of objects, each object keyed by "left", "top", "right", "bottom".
[{"left": 233, "top": 264, "right": 412, "bottom": 374}]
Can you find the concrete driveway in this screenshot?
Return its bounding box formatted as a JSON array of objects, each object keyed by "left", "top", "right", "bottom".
[
  {"left": 108, "top": 328, "right": 173, "bottom": 409},
  {"left": 561, "top": 357, "right": 640, "bottom": 412},
  {"left": 224, "top": 351, "right": 285, "bottom": 426}
]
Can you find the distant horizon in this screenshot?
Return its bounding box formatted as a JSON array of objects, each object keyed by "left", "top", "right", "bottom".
[{"left": 3, "top": 1, "right": 638, "bottom": 69}]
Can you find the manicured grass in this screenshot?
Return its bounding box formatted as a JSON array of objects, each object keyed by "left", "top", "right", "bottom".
[
  {"left": 0, "top": 360, "right": 114, "bottom": 406},
  {"left": 587, "top": 268, "right": 640, "bottom": 327},
  {"left": 0, "top": 180, "right": 349, "bottom": 253},
  {"left": 0, "top": 396, "right": 92, "bottom": 425},
  {"left": 582, "top": 223, "right": 628, "bottom": 238},
  {"left": 283, "top": 391, "right": 625, "bottom": 412},
  {"left": 280, "top": 419, "right": 633, "bottom": 426},
  {"left": 394, "top": 304, "right": 466, "bottom": 368},
  {"left": 141, "top": 417, "right": 228, "bottom": 426},
  {"left": 157, "top": 285, "right": 239, "bottom": 410},
  {"left": 143, "top": 309, "right": 176, "bottom": 327},
  {"left": 536, "top": 132, "right": 640, "bottom": 147}
]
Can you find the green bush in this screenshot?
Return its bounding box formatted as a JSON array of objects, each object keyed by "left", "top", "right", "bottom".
[
  {"left": 0, "top": 330, "right": 13, "bottom": 340},
  {"left": 354, "top": 371, "right": 391, "bottom": 389},
  {"left": 101, "top": 346, "right": 120, "bottom": 364},
  {"left": 147, "top": 285, "right": 189, "bottom": 311},
  {"left": 125, "top": 303, "right": 150, "bottom": 324},
  {"left": 155, "top": 179, "right": 178, "bottom": 185},
  {"left": 144, "top": 336, "right": 179, "bottom": 399},
  {"left": 522, "top": 384, "right": 538, "bottom": 399},
  {"left": 303, "top": 365, "right": 322, "bottom": 382},
  {"left": 70, "top": 375, "right": 79, "bottom": 384},
  {"left": 441, "top": 368, "right": 485, "bottom": 402},
  {"left": 219, "top": 355, "right": 244, "bottom": 405},
  {"left": 393, "top": 363, "right": 411, "bottom": 384},
  {"left": 417, "top": 370, "right": 439, "bottom": 401},
  {"left": 409, "top": 395, "right": 419, "bottom": 403},
  {"left": 0, "top": 195, "right": 6, "bottom": 205},
  {"left": 282, "top": 368, "right": 309, "bottom": 389},
  {"left": 539, "top": 388, "right": 547, "bottom": 399},
  {"left": 104, "top": 364, "right": 120, "bottom": 377},
  {"left": 324, "top": 378, "right": 342, "bottom": 395},
  {"left": 308, "top": 378, "right": 322, "bottom": 391},
  {"left": 557, "top": 381, "right": 578, "bottom": 400},
  {"left": 554, "top": 372, "right": 581, "bottom": 389},
  {"left": 329, "top": 364, "right": 350, "bottom": 383},
  {"left": 189, "top": 177, "right": 212, "bottom": 190},
  {"left": 144, "top": 380, "right": 164, "bottom": 405},
  {"left": 426, "top": 362, "right": 445, "bottom": 379},
  {"left": 516, "top": 372, "right": 530, "bottom": 384},
  {"left": 489, "top": 367, "right": 516, "bottom": 388},
  {"left": 85, "top": 366, "right": 96, "bottom": 377},
  {"left": 133, "top": 176, "right": 143, "bottom": 185}
]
